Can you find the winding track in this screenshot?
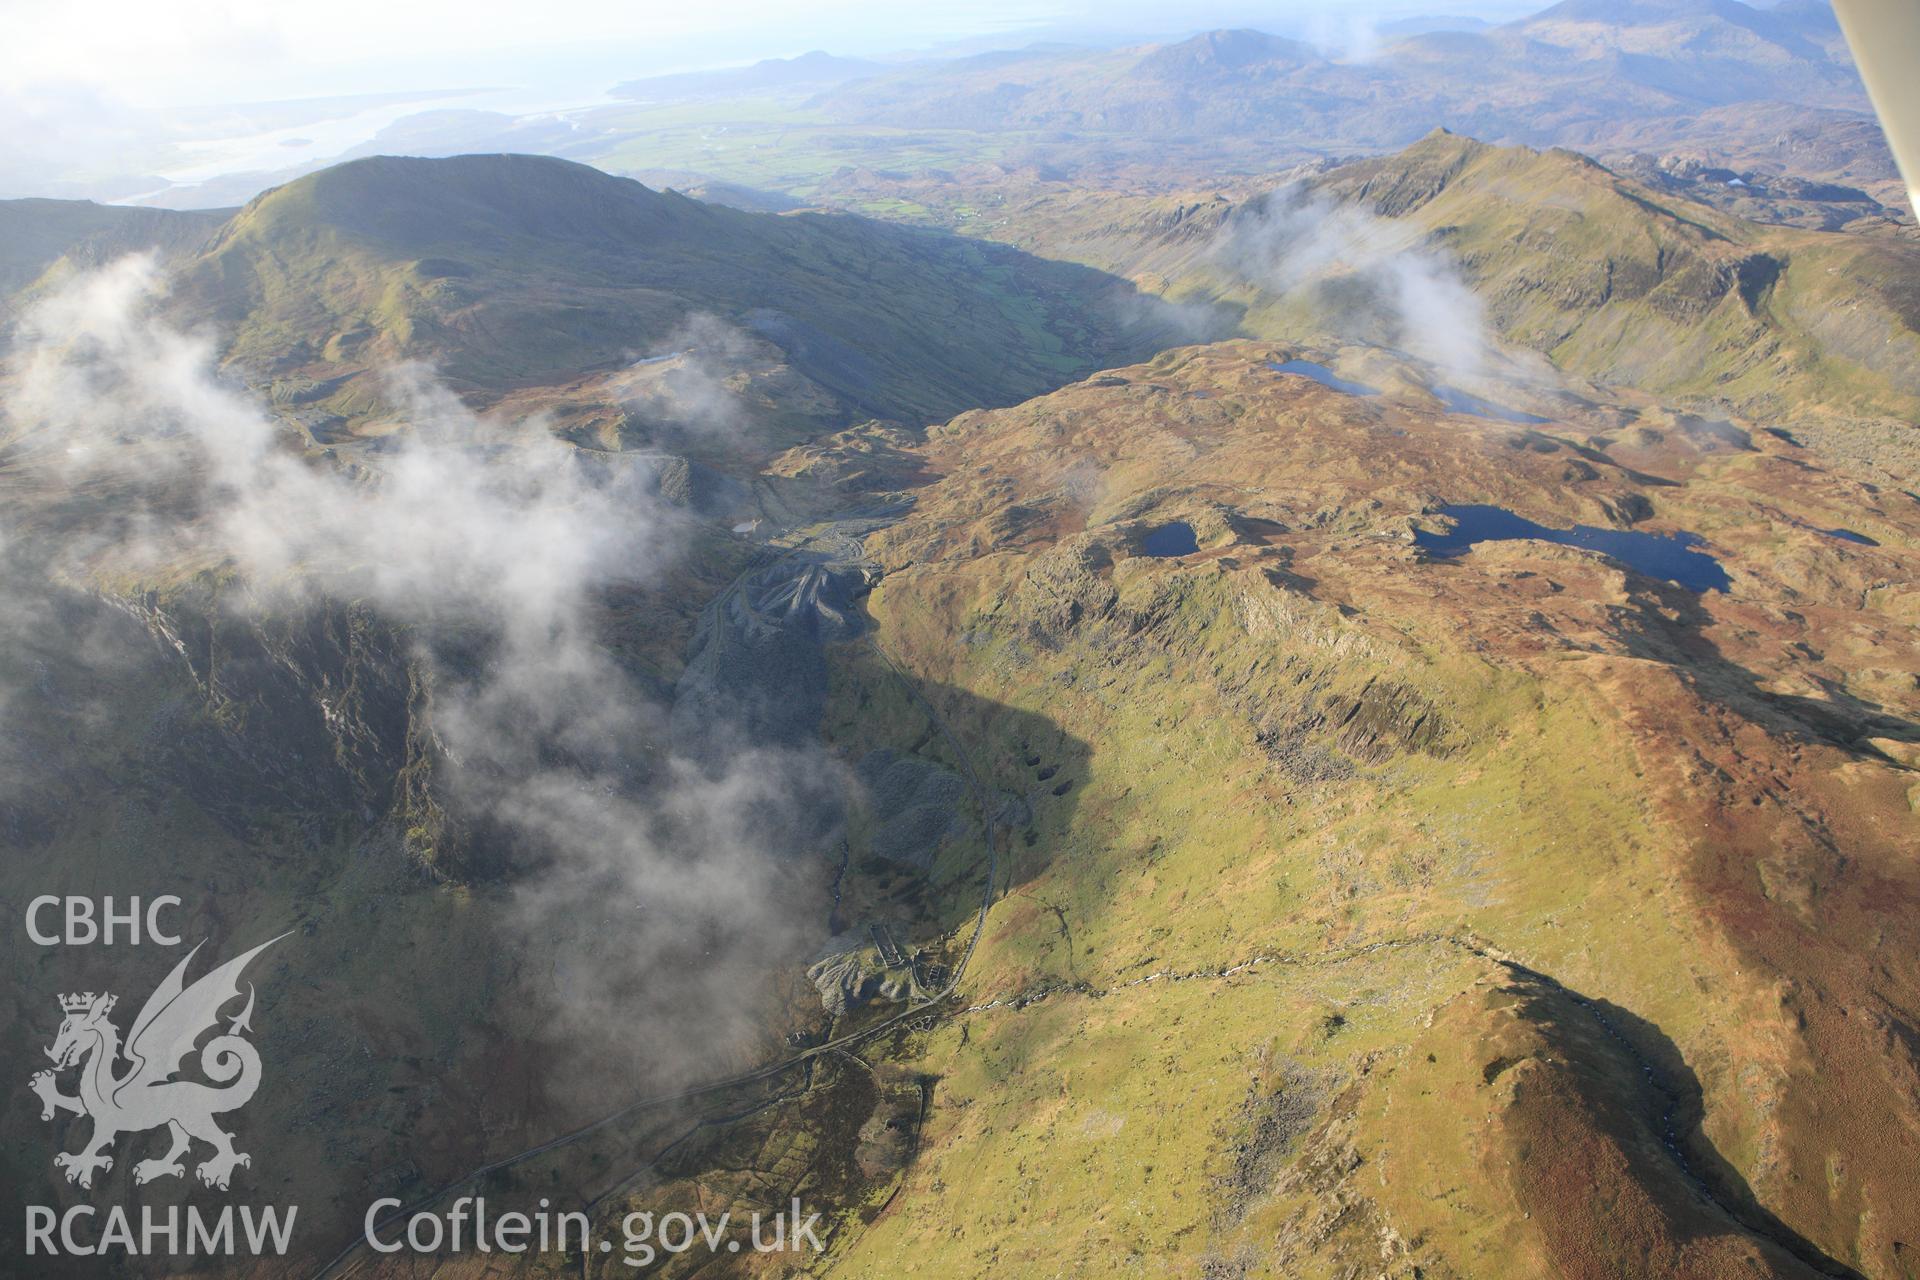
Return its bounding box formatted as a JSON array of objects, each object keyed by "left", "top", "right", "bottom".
[{"left": 310, "top": 529, "right": 1005, "bottom": 1280}]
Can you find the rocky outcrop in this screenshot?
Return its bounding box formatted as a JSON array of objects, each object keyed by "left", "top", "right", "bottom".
[{"left": 108, "top": 584, "right": 476, "bottom": 874}]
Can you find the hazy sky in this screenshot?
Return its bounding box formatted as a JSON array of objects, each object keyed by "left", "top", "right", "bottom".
[
  {"left": 3, "top": 0, "right": 1535, "bottom": 108},
  {"left": 0, "top": 0, "right": 1547, "bottom": 202}
]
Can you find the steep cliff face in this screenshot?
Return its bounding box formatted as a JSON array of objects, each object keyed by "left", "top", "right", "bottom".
[
  {"left": 0, "top": 576, "right": 457, "bottom": 1258},
  {"left": 92, "top": 576, "right": 583, "bottom": 888},
  {"left": 0, "top": 556, "right": 825, "bottom": 1264},
  {"left": 112, "top": 590, "right": 424, "bottom": 832}
]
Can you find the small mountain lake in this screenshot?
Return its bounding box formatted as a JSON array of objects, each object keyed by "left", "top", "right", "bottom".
[
  {"left": 1433, "top": 386, "right": 1549, "bottom": 424},
  {"left": 1270, "top": 363, "right": 1548, "bottom": 425},
  {"left": 1819, "top": 527, "right": 1878, "bottom": 546},
  {"left": 1140, "top": 521, "right": 1199, "bottom": 557},
  {"left": 1270, "top": 360, "right": 1379, "bottom": 396},
  {"left": 1415, "top": 504, "right": 1731, "bottom": 593}
]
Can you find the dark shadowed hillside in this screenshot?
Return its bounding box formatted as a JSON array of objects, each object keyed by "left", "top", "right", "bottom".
[
  {"left": 171, "top": 153, "right": 1194, "bottom": 432},
  {"left": 0, "top": 198, "right": 228, "bottom": 296}
]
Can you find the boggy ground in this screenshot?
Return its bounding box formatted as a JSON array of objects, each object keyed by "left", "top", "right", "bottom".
[{"left": 798, "top": 339, "right": 1920, "bottom": 1277}]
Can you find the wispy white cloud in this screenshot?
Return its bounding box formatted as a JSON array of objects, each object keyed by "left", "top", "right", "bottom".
[
  {"left": 4, "top": 256, "right": 842, "bottom": 1091},
  {"left": 1219, "top": 183, "right": 1498, "bottom": 383}
]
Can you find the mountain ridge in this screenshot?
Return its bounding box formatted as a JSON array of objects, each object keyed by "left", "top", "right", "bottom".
[
  {"left": 0, "top": 198, "right": 229, "bottom": 297},
  {"left": 162, "top": 151, "right": 1195, "bottom": 434},
  {"left": 612, "top": 49, "right": 883, "bottom": 101},
  {"left": 909, "top": 129, "right": 1920, "bottom": 455}
]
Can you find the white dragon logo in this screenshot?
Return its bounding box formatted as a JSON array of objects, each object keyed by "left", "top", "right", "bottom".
[{"left": 30, "top": 934, "right": 286, "bottom": 1192}]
